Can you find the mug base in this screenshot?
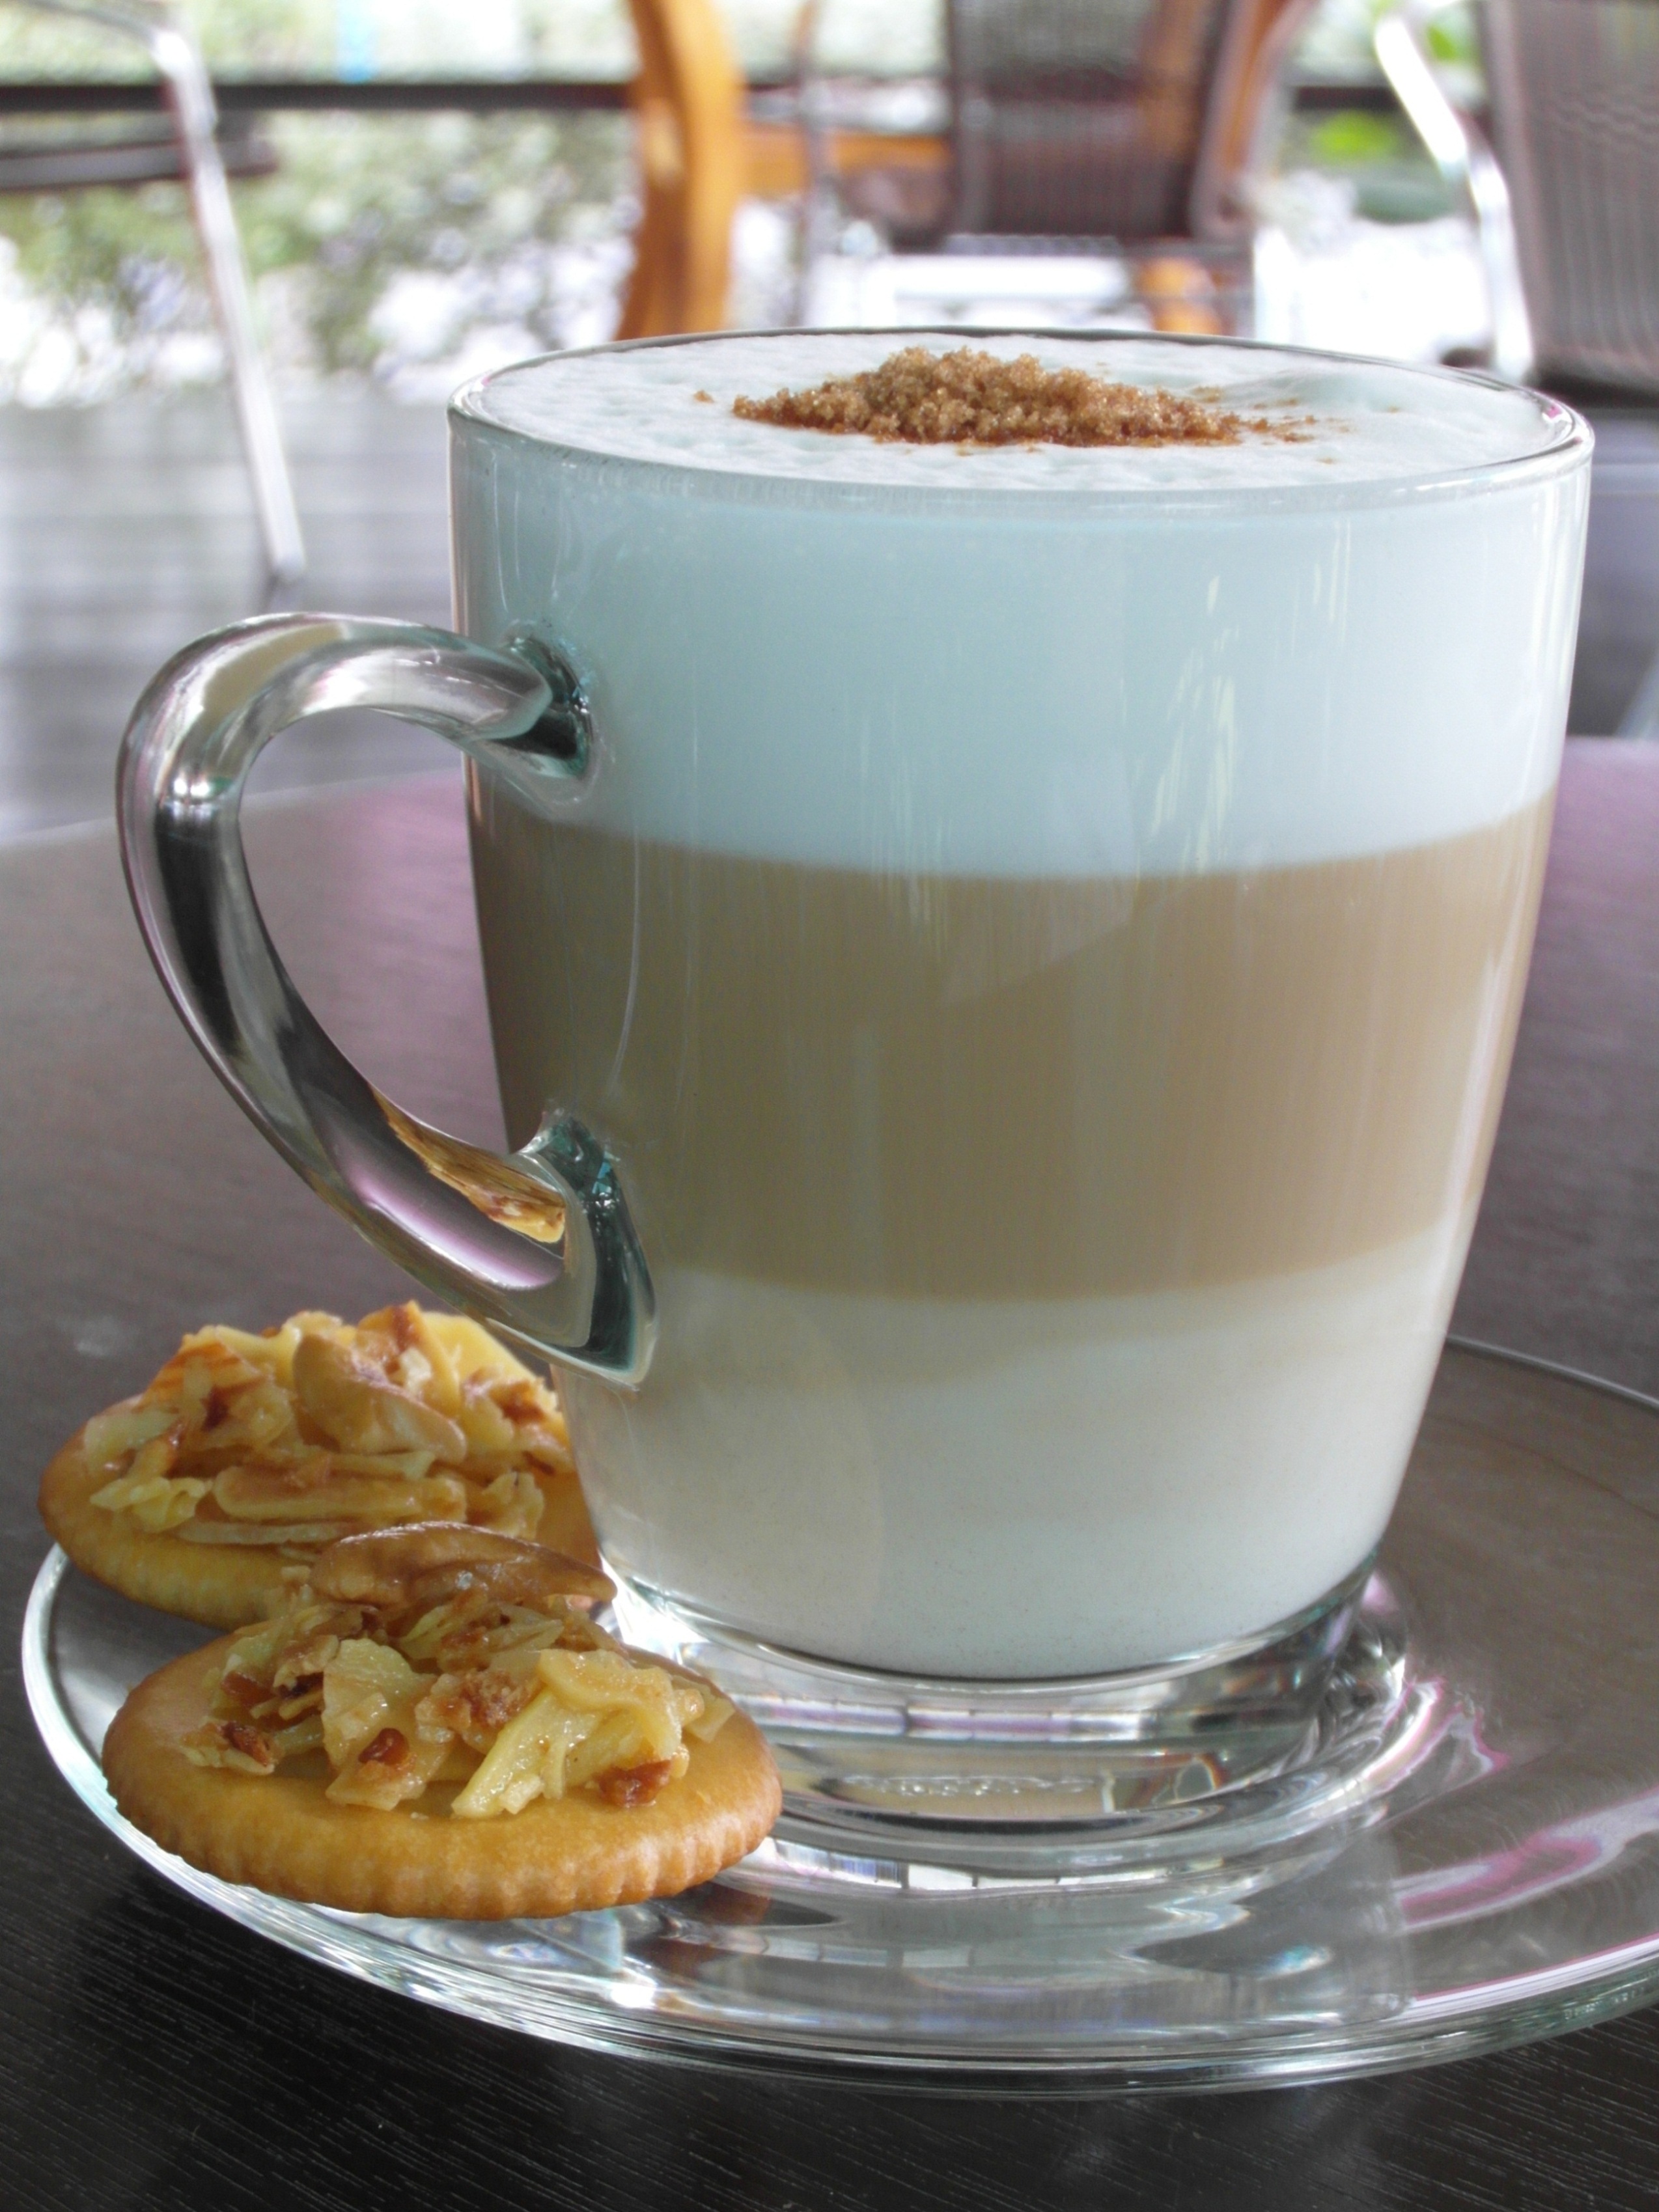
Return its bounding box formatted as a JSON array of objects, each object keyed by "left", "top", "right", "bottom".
[{"left": 607, "top": 1556, "right": 1385, "bottom": 1836}]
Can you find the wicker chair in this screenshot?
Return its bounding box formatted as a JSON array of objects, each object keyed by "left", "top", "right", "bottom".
[
  {"left": 958, "top": 0, "right": 1320, "bottom": 245},
  {"left": 1483, "top": 0, "right": 1659, "bottom": 395},
  {"left": 806, "top": 0, "right": 1317, "bottom": 331},
  {"left": 950, "top": 0, "right": 1233, "bottom": 242},
  {"left": 1380, "top": 0, "right": 1659, "bottom": 732},
  {"left": 1488, "top": 0, "right": 1659, "bottom": 736}
]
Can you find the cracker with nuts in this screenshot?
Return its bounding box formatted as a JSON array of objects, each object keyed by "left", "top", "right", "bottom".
[
  {"left": 40, "top": 1305, "right": 597, "bottom": 1630},
  {"left": 102, "top": 1527, "right": 781, "bottom": 1918}
]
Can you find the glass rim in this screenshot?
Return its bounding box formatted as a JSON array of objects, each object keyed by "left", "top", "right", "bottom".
[{"left": 450, "top": 327, "right": 1593, "bottom": 518}]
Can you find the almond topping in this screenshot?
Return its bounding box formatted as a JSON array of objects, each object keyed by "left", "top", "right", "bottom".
[
  {"left": 598, "top": 1760, "right": 673, "bottom": 1807},
  {"left": 309, "top": 1524, "right": 613, "bottom": 1611},
  {"left": 82, "top": 1306, "right": 578, "bottom": 1560},
  {"left": 193, "top": 1533, "right": 726, "bottom": 1821},
  {"left": 359, "top": 1727, "right": 408, "bottom": 1769}
]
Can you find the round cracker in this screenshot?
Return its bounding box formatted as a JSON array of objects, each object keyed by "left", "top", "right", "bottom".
[
  {"left": 104, "top": 1638, "right": 781, "bottom": 1919},
  {"left": 39, "top": 1411, "right": 598, "bottom": 1632}
]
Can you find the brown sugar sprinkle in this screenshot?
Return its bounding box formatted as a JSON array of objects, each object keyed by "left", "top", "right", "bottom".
[{"left": 731, "top": 345, "right": 1304, "bottom": 449}]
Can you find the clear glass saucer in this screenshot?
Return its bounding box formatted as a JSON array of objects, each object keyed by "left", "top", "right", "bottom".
[{"left": 23, "top": 1342, "right": 1659, "bottom": 2090}]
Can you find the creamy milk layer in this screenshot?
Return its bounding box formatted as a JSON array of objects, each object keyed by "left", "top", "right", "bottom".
[
  {"left": 559, "top": 1209, "right": 1473, "bottom": 1677},
  {"left": 452, "top": 335, "right": 1590, "bottom": 876}
]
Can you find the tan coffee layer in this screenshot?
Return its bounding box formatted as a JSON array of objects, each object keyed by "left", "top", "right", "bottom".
[{"left": 473, "top": 797, "right": 1552, "bottom": 1299}]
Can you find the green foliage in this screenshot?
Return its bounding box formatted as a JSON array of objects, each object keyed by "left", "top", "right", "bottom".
[
  {"left": 1425, "top": 12, "right": 1480, "bottom": 68},
  {"left": 0, "top": 0, "right": 335, "bottom": 79},
  {"left": 0, "top": 3, "right": 635, "bottom": 390},
  {"left": 1306, "top": 110, "right": 1409, "bottom": 168},
  {"left": 0, "top": 106, "right": 630, "bottom": 385},
  {"left": 1275, "top": 101, "right": 1457, "bottom": 226},
  {"left": 0, "top": 180, "right": 195, "bottom": 327},
  {"left": 244, "top": 111, "right": 631, "bottom": 374}
]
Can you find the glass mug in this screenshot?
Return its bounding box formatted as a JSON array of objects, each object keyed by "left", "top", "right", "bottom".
[{"left": 118, "top": 332, "right": 1590, "bottom": 1826}]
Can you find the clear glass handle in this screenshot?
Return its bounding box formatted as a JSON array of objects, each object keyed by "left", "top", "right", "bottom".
[{"left": 115, "top": 612, "right": 656, "bottom": 1385}]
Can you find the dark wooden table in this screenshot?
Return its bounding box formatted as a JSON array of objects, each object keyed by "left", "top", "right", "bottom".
[{"left": 3, "top": 742, "right": 1657, "bottom": 2210}]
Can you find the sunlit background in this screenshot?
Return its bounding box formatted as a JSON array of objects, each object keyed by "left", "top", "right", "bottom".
[
  {"left": 0, "top": 0, "right": 1485, "bottom": 405},
  {"left": 0, "top": 0, "right": 1650, "bottom": 842}
]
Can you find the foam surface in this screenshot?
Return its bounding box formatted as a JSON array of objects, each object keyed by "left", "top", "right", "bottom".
[
  {"left": 459, "top": 331, "right": 1572, "bottom": 499},
  {"left": 451, "top": 332, "right": 1591, "bottom": 874}
]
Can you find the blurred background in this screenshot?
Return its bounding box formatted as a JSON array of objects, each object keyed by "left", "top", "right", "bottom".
[
  {"left": 0, "top": 0, "right": 1652, "bottom": 835},
  {"left": 0, "top": 0, "right": 1499, "bottom": 400}
]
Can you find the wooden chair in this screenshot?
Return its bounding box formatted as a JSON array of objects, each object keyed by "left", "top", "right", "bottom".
[
  {"left": 1191, "top": 0, "right": 1327, "bottom": 236},
  {"left": 617, "top": 0, "right": 744, "bottom": 339}
]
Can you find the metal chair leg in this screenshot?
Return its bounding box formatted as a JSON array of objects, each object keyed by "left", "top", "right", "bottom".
[
  {"left": 28, "top": 3, "right": 305, "bottom": 581},
  {"left": 148, "top": 18, "right": 304, "bottom": 581},
  {"left": 1616, "top": 645, "right": 1659, "bottom": 739},
  {"left": 1375, "top": 2, "right": 1535, "bottom": 384}
]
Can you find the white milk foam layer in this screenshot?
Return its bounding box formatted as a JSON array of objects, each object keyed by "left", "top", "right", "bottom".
[
  {"left": 462, "top": 331, "right": 1566, "bottom": 495},
  {"left": 451, "top": 333, "right": 1591, "bottom": 877},
  {"left": 559, "top": 1208, "right": 1475, "bottom": 1677}
]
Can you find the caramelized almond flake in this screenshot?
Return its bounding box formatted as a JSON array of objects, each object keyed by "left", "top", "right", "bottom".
[
  {"left": 310, "top": 1523, "right": 613, "bottom": 1611},
  {"left": 83, "top": 1306, "right": 580, "bottom": 1560},
  {"left": 183, "top": 1717, "right": 277, "bottom": 1773},
  {"left": 201, "top": 1534, "right": 721, "bottom": 1821},
  {"left": 598, "top": 1759, "right": 673, "bottom": 1807}
]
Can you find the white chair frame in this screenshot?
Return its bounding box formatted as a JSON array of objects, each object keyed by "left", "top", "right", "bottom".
[{"left": 19, "top": 3, "right": 304, "bottom": 580}]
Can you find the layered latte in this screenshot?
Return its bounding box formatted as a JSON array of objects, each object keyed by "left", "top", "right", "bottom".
[{"left": 451, "top": 333, "right": 1589, "bottom": 1677}]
